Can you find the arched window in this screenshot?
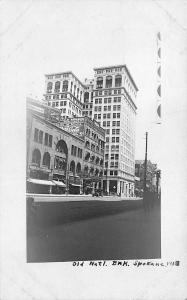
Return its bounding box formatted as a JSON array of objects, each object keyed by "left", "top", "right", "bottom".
[
  {"left": 115, "top": 75, "right": 122, "bottom": 87},
  {"left": 90, "top": 155, "right": 95, "bottom": 162},
  {"left": 62, "top": 80, "right": 68, "bottom": 91},
  {"left": 32, "top": 149, "right": 41, "bottom": 166},
  {"left": 95, "top": 157, "right": 99, "bottom": 164},
  {"left": 70, "top": 161, "right": 75, "bottom": 174},
  {"left": 85, "top": 152, "right": 90, "bottom": 161},
  {"left": 90, "top": 167, "right": 94, "bottom": 176},
  {"left": 54, "top": 81, "right": 60, "bottom": 93},
  {"left": 96, "top": 77, "right": 103, "bottom": 89},
  {"left": 85, "top": 140, "right": 90, "bottom": 148},
  {"left": 76, "top": 163, "right": 81, "bottom": 174},
  {"left": 42, "top": 152, "right": 50, "bottom": 169},
  {"left": 84, "top": 166, "right": 89, "bottom": 174},
  {"left": 95, "top": 169, "right": 99, "bottom": 176},
  {"left": 106, "top": 76, "right": 112, "bottom": 88},
  {"left": 47, "top": 82, "right": 53, "bottom": 93},
  {"left": 56, "top": 140, "right": 68, "bottom": 155}
]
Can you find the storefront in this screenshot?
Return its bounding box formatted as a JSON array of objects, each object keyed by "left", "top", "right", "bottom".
[{"left": 27, "top": 178, "right": 55, "bottom": 194}]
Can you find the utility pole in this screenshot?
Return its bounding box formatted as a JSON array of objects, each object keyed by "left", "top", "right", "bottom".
[{"left": 143, "top": 132, "right": 148, "bottom": 194}]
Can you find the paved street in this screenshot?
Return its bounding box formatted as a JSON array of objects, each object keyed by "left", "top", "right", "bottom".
[{"left": 27, "top": 198, "right": 161, "bottom": 262}]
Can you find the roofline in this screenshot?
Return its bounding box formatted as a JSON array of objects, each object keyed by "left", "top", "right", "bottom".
[
  {"left": 93, "top": 64, "right": 138, "bottom": 91},
  {"left": 26, "top": 97, "right": 60, "bottom": 113},
  {"left": 31, "top": 112, "right": 85, "bottom": 143},
  {"left": 44, "top": 71, "right": 85, "bottom": 88}
]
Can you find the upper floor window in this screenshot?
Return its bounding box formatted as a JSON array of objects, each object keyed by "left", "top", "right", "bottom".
[
  {"left": 47, "top": 82, "right": 53, "bottom": 93},
  {"left": 84, "top": 92, "right": 89, "bottom": 102},
  {"left": 106, "top": 76, "right": 112, "bottom": 88},
  {"left": 62, "top": 80, "right": 68, "bottom": 91},
  {"left": 96, "top": 77, "right": 103, "bottom": 89},
  {"left": 54, "top": 81, "right": 60, "bottom": 93},
  {"left": 115, "top": 75, "right": 122, "bottom": 87}
]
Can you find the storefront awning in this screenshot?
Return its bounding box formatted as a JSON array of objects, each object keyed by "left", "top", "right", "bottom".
[
  {"left": 52, "top": 180, "right": 66, "bottom": 187},
  {"left": 27, "top": 178, "right": 56, "bottom": 186},
  {"left": 69, "top": 183, "right": 82, "bottom": 187}
]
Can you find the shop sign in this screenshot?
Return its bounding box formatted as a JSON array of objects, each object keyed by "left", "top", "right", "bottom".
[{"left": 60, "top": 118, "right": 85, "bottom": 140}]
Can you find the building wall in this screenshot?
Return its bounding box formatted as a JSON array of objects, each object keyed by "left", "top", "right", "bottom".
[
  {"left": 27, "top": 112, "right": 85, "bottom": 193},
  {"left": 91, "top": 65, "right": 138, "bottom": 196},
  {"left": 41, "top": 64, "right": 138, "bottom": 196},
  {"left": 44, "top": 72, "right": 85, "bottom": 119}
]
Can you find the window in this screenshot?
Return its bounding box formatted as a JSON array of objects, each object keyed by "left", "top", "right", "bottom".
[
  {"left": 99, "top": 98, "right": 102, "bottom": 104},
  {"left": 104, "top": 98, "right": 107, "bottom": 103},
  {"left": 117, "top": 121, "right": 120, "bottom": 126},
  {"left": 112, "top": 129, "right": 115, "bottom": 134},
  {"left": 108, "top": 98, "right": 112, "bottom": 103},
  {"left": 108, "top": 106, "right": 111, "bottom": 111},
  {"left": 55, "top": 81, "right": 60, "bottom": 92},
  {"left": 44, "top": 133, "right": 48, "bottom": 145},
  {"left": 39, "top": 130, "right": 43, "bottom": 144},
  {"left": 115, "top": 75, "right": 122, "bottom": 87},
  {"left": 106, "top": 76, "right": 112, "bottom": 88},
  {"left": 107, "top": 113, "right": 110, "bottom": 118},
  {"left": 95, "top": 98, "right": 98, "bottom": 104},
  {"left": 107, "top": 121, "right": 110, "bottom": 127},
  {"left": 94, "top": 114, "right": 97, "bottom": 119},
  {"left": 106, "top": 137, "right": 109, "bottom": 142},
  {"left": 104, "top": 106, "right": 107, "bottom": 111},
  {"left": 42, "top": 152, "right": 50, "bottom": 168},
  {"left": 71, "top": 145, "right": 74, "bottom": 155},
  {"left": 34, "top": 128, "right": 39, "bottom": 142},
  {"left": 112, "top": 121, "right": 116, "bottom": 126},
  {"left": 49, "top": 135, "right": 52, "bottom": 147},
  {"left": 96, "top": 77, "right": 103, "bottom": 89},
  {"left": 103, "top": 121, "right": 106, "bottom": 127},
  {"left": 117, "top": 113, "right": 120, "bottom": 118},
  {"left": 106, "top": 129, "right": 110, "bottom": 134},
  {"left": 47, "top": 82, "right": 53, "bottom": 93},
  {"left": 103, "top": 114, "right": 106, "bottom": 119},
  {"left": 112, "top": 137, "right": 115, "bottom": 143},
  {"left": 98, "top": 114, "right": 101, "bottom": 119},
  {"left": 113, "top": 113, "right": 116, "bottom": 118},
  {"left": 62, "top": 80, "right": 68, "bottom": 91}
]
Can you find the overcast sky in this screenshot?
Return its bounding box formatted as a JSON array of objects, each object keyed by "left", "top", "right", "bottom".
[{"left": 1, "top": 0, "right": 187, "bottom": 167}]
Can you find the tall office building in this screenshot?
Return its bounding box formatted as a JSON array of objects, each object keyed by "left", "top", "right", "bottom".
[
  {"left": 91, "top": 65, "right": 138, "bottom": 196},
  {"left": 44, "top": 71, "right": 85, "bottom": 118},
  {"left": 44, "top": 64, "right": 138, "bottom": 196}
]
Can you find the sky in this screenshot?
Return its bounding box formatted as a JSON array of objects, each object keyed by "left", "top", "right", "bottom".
[{"left": 1, "top": 0, "right": 187, "bottom": 167}]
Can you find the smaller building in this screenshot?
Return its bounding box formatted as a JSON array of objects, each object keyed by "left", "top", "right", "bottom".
[
  {"left": 135, "top": 160, "right": 158, "bottom": 195},
  {"left": 26, "top": 97, "right": 105, "bottom": 195}
]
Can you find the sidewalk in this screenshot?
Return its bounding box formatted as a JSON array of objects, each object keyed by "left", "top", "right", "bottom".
[{"left": 26, "top": 193, "right": 142, "bottom": 202}]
